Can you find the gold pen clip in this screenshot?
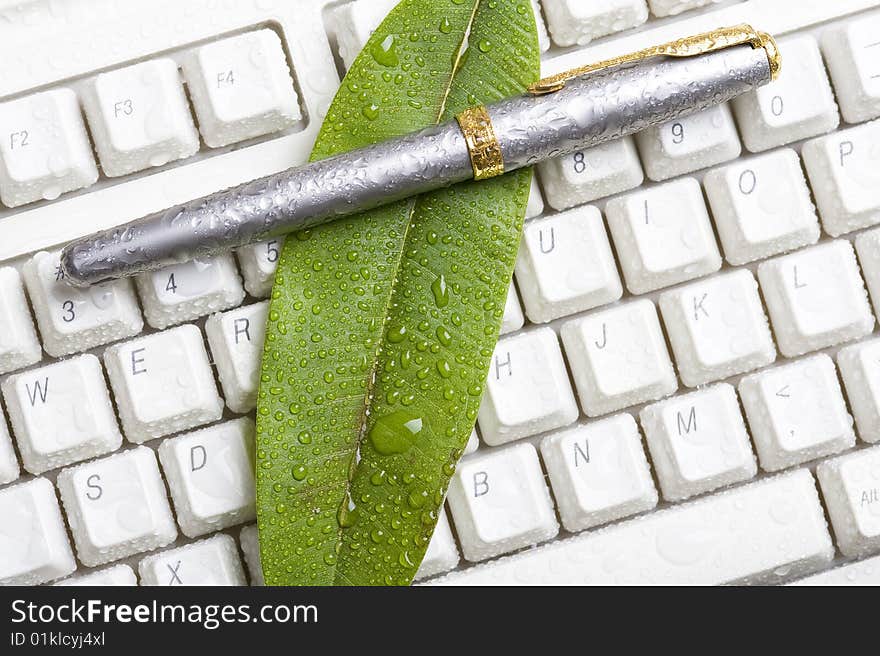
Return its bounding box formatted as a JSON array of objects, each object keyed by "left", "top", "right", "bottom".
[{"left": 528, "top": 24, "right": 780, "bottom": 96}]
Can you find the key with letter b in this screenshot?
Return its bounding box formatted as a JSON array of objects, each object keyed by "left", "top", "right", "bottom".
[{"left": 447, "top": 443, "right": 558, "bottom": 562}]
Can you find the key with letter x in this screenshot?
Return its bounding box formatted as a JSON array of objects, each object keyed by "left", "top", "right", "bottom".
[{"left": 139, "top": 534, "right": 247, "bottom": 586}]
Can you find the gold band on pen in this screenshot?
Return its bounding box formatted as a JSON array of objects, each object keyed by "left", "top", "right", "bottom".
[{"left": 456, "top": 105, "right": 505, "bottom": 181}]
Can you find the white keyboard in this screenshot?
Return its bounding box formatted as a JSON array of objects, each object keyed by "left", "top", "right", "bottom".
[{"left": 3, "top": 0, "right": 880, "bottom": 587}]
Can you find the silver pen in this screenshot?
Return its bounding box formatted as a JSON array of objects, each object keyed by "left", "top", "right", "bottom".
[{"left": 61, "top": 25, "right": 780, "bottom": 286}]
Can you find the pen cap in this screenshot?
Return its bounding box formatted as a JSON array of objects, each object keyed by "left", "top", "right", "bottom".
[{"left": 487, "top": 43, "right": 772, "bottom": 170}]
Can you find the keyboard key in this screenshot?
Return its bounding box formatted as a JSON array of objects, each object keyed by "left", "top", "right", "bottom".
[
  {"left": 429, "top": 469, "right": 833, "bottom": 585},
  {"left": 24, "top": 250, "right": 143, "bottom": 357},
  {"left": 822, "top": 16, "right": 880, "bottom": 123},
  {"left": 0, "top": 88, "right": 98, "bottom": 207},
  {"left": 500, "top": 281, "right": 524, "bottom": 335},
  {"left": 158, "top": 418, "right": 256, "bottom": 538},
  {"left": 659, "top": 270, "right": 776, "bottom": 387},
  {"left": 537, "top": 137, "right": 643, "bottom": 212},
  {"left": 561, "top": 299, "right": 676, "bottom": 417},
  {"left": 525, "top": 176, "right": 545, "bottom": 220},
  {"left": 414, "top": 510, "right": 460, "bottom": 581},
  {"left": 646, "top": 0, "right": 723, "bottom": 17},
  {"left": 540, "top": 414, "right": 657, "bottom": 532},
  {"left": 0, "top": 266, "right": 41, "bottom": 375},
  {"left": 206, "top": 302, "right": 268, "bottom": 414},
  {"left": 732, "top": 35, "right": 839, "bottom": 153},
  {"left": 758, "top": 240, "right": 874, "bottom": 357},
  {"left": 54, "top": 564, "right": 137, "bottom": 586},
  {"left": 447, "top": 443, "right": 558, "bottom": 562},
  {"left": 704, "top": 148, "right": 820, "bottom": 265},
  {"left": 136, "top": 254, "right": 245, "bottom": 330},
  {"left": 739, "top": 354, "right": 855, "bottom": 472},
  {"left": 605, "top": 177, "right": 721, "bottom": 294},
  {"left": 791, "top": 554, "right": 880, "bottom": 585},
  {"left": 857, "top": 227, "right": 880, "bottom": 315},
  {"left": 464, "top": 428, "right": 479, "bottom": 455},
  {"left": 82, "top": 58, "right": 199, "bottom": 177},
  {"left": 0, "top": 406, "right": 19, "bottom": 485},
  {"left": 817, "top": 446, "right": 880, "bottom": 558},
  {"left": 0, "top": 478, "right": 76, "bottom": 585},
  {"left": 57, "top": 446, "right": 177, "bottom": 567},
  {"left": 239, "top": 524, "right": 264, "bottom": 586},
  {"left": 477, "top": 328, "right": 579, "bottom": 446},
  {"left": 541, "top": 0, "right": 648, "bottom": 47},
  {"left": 803, "top": 121, "right": 880, "bottom": 237},
  {"left": 138, "top": 534, "right": 247, "bottom": 586},
  {"left": 837, "top": 338, "right": 880, "bottom": 443},
  {"left": 182, "top": 29, "right": 302, "bottom": 148},
  {"left": 104, "top": 325, "right": 224, "bottom": 443},
  {"left": 2, "top": 354, "right": 122, "bottom": 474},
  {"left": 331, "top": 0, "right": 550, "bottom": 70},
  {"left": 635, "top": 104, "right": 741, "bottom": 181},
  {"left": 515, "top": 206, "right": 622, "bottom": 323},
  {"left": 641, "top": 384, "right": 757, "bottom": 501},
  {"left": 330, "top": 0, "right": 405, "bottom": 70},
  {"left": 236, "top": 237, "right": 284, "bottom": 298}
]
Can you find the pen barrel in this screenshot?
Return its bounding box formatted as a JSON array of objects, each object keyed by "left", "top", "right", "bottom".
[
  {"left": 61, "top": 121, "right": 475, "bottom": 285},
  {"left": 62, "top": 44, "right": 770, "bottom": 285},
  {"left": 489, "top": 43, "right": 771, "bottom": 168}
]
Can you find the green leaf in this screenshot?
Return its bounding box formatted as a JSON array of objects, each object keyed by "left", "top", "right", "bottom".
[{"left": 256, "top": 0, "right": 541, "bottom": 586}]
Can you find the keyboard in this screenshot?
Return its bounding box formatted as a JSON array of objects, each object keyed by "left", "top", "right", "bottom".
[{"left": 3, "top": 0, "right": 880, "bottom": 587}]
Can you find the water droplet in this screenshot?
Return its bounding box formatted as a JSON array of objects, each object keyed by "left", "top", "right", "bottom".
[
  {"left": 292, "top": 465, "right": 307, "bottom": 481},
  {"left": 371, "top": 35, "right": 399, "bottom": 67},
  {"left": 387, "top": 324, "right": 407, "bottom": 343},
  {"left": 369, "top": 410, "right": 424, "bottom": 455},
  {"left": 431, "top": 275, "right": 449, "bottom": 307}
]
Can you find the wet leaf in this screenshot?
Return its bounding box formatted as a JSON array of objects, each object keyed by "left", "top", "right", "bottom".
[{"left": 256, "top": 0, "right": 540, "bottom": 585}]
